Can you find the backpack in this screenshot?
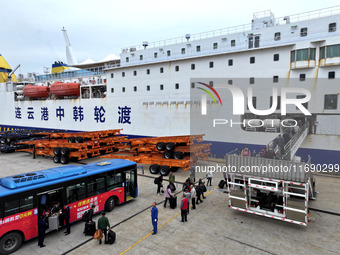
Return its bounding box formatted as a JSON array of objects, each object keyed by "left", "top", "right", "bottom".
[
  {"left": 154, "top": 177, "right": 159, "bottom": 184},
  {"left": 82, "top": 210, "right": 89, "bottom": 222}
]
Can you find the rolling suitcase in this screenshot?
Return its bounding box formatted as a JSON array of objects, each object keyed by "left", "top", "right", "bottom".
[
  {"left": 48, "top": 215, "right": 59, "bottom": 231},
  {"left": 107, "top": 229, "right": 116, "bottom": 244},
  {"left": 84, "top": 221, "right": 96, "bottom": 236},
  {"left": 218, "top": 180, "right": 226, "bottom": 189},
  {"left": 170, "top": 196, "right": 177, "bottom": 209}
]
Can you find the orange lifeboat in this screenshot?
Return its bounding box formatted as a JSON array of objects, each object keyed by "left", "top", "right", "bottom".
[
  {"left": 23, "top": 84, "right": 50, "bottom": 99},
  {"left": 50, "top": 82, "right": 80, "bottom": 97}
]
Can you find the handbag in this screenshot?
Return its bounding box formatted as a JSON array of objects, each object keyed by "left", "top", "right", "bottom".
[{"left": 94, "top": 229, "right": 103, "bottom": 240}]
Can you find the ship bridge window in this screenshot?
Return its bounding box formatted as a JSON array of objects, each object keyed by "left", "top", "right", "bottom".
[
  {"left": 146, "top": 69, "right": 150, "bottom": 75},
  {"left": 175, "top": 83, "right": 179, "bottom": 90},
  {"left": 228, "top": 59, "right": 233, "bottom": 66},
  {"left": 191, "top": 64, "right": 195, "bottom": 70},
  {"left": 122, "top": 72, "right": 125, "bottom": 77},
  {"left": 160, "top": 67, "right": 164, "bottom": 73},
  {"left": 250, "top": 57, "right": 255, "bottom": 64},
  {"left": 300, "top": 27, "right": 308, "bottom": 37},
  {"left": 181, "top": 48, "right": 185, "bottom": 54},
  {"left": 274, "top": 32, "right": 281, "bottom": 41},
  {"left": 140, "top": 55, "right": 143, "bottom": 60},
  {"left": 231, "top": 40, "right": 236, "bottom": 47},
  {"left": 209, "top": 61, "right": 214, "bottom": 68},
  {"left": 167, "top": 50, "right": 171, "bottom": 56},
  {"left": 133, "top": 70, "right": 137, "bottom": 76},
  {"left": 126, "top": 57, "right": 129, "bottom": 62},
  {"left": 321, "top": 44, "right": 340, "bottom": 59},
  {"left": 196, "top": 45, "right": 201, "bottom": 52},
  {"left": 324, "top": 94, "right": 338, "bottom": 109},
  {"left": 290, "top": 48, "right": 316, "bottom": 62},
  {"left": 175, "top": 66, "right": 179, "bottom": 72},
  {"left": 122, "top": 87, "right": 125, "bottom": 92},
  {"left": 248, "top": 36, "right": 260, "bottom": 49},
  {"left": 213, "top": 42, "right": 218, "bottom": 49},
  {"left": 273, "top": 54, "right": 279, "bottom": 61},
  {"left": 154, "top": 52, "right": 158, "bottom": 58},
  {"left": 329, "top": 23, "right": 336, "bottom": 32},
  {"left": 328, "top": 71, "right": 335, "bottom": 79},
  {"left": 160, "top": 84, "right": 164, "bottom": 90}
]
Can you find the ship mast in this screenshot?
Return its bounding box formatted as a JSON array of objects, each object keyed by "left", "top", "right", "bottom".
[{"left": 61, "top": 27, "right": 78, "bottom": 65}]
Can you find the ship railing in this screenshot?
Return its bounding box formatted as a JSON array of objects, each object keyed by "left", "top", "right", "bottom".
[
  {"left": 124, "top": 5, "right": 340, "bottom": 52},
  {"left": 35, "top": 69, "right": 105, "bottom": 82},
  {"left": 282, "top": 123, "right": 309, "bottom": 161}
]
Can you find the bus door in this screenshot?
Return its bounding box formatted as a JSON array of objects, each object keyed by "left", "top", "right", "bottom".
[
  {"left": 37, "top": 188, "right": 63, "bottom": 218},
  {"left": 124, "top": 170, "right": 136, "bottom": 201}
]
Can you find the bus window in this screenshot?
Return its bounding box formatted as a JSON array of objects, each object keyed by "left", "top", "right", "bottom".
[
  {"left": 4, "top": 199, "right": 19, "bottom": 217},
  {"left": 107, "top": 172, "right": 122, "bottom": 190},
  {"left": 87, "top": 177, "right": 106, "bottom": 197},
  {"left": 20, "top": 196, "right": 34, "bottom": 212},
  {"left": 66, "top": 183, "right": 86, "bottom": 204}
]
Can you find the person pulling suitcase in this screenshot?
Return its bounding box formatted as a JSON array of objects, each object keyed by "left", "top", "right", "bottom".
[{"left": 84, "top": 205, "right": 96, "bottom": 236}]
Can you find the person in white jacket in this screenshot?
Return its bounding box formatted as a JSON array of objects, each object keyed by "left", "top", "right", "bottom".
[
  {"left": 190, "top": 185, "right": 196, "bottom": 209},
  {"left": 206, "top": 170, "right": 213, "bottom": 186}
]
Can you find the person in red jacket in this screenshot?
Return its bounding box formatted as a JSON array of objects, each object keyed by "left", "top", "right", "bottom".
[{"left": 180, "top": 194, "right": 189, "bottom": 222}]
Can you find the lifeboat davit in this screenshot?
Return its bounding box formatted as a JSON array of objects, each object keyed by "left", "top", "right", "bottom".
[
  {"left": 50, "top": 82, "right": 80, "bottom": 97},
  {"left": 23, "top": 84, "right": 50, "bottom": 99}
]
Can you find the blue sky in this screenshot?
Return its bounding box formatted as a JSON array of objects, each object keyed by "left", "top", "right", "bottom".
[{"left": 1, "top": 0, "right": 339, "bottom": 74}]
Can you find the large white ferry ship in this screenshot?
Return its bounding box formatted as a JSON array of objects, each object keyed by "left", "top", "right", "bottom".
[{"left": 0, "top": 6, "right": 339, "bottom": 165}]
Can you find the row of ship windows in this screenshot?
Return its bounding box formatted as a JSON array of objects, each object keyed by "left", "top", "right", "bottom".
[
  {"left": 110, "top": 70, "right": 336, "bottom": 94},
  {"left": 248, "top": 94, "right": 338, "bottom": 110},
  {"left": 290, "top": 44, "right": 340, "bottom": 62},
  {"left": 111, "top": 54, "right": 281, "bottom": 78},
  {"left": 124, "top": 23, "right": 337, "bottom": 62}
]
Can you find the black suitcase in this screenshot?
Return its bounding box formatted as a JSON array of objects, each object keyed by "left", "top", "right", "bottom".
[
  {"left": 84, "top": 221, "right": 96, "bottom": 236},
  {"left": 170, "top": 196, "right": 177, "bottom": 209},
  {"left": 107, "top": 230, "right": 116, "bottom": 244},
  {"left": 218, "top": 180, "right": 226, "bottom": 189}
]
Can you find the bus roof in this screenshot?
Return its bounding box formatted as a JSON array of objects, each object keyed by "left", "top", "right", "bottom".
[{"left": 0, "top": 159, "right": 136, "bottom": 197}]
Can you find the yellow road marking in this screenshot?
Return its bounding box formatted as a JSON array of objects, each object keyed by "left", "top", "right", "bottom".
[{"left": 119, "top": 186, "right": 217, "bottom": 255}]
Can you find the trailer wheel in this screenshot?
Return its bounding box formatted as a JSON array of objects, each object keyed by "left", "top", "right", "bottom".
[
  {"left": 164, "top": 151, "right": 173, "bottom": 159},
  {"left": 174, "top": 151, "right": 184, "bottom": 160},
  {"left": 53, "top": 147, "right": 61, "bottom": 156},
  {"left": 60, "top": 156, "right": 69, "bottom": 164},
  {"left": 53, "top": 155, "right": 61, "bottom": 163},
  {"left": 165, "top": 142, "right": 175, "bottom": 151},
  {"left": 68, "top": 136, "right": 76, "bottom": 143},
  {"left": 160, "top": 166, "right": 170, "bottom": 176},
  {"left": 5, "top": 137, "right": 12, "bottom": 146},
  {"left": 75, "top": 136, "right": 84, "bottom": 143},
  {"left": 60, "top": 147, "right": 70, "bottom": 156},
  {"left": 156, "top": 142, "right": 165, "bottom": 151},
  {"left": 149, "top": 164, "right": 160, "bottom": 174},
  {"left": 105, "top": 197, "right": 115, "bottom": 212},
  {"left": 0, "top": 232, "right": 22, "bottom": 255}
]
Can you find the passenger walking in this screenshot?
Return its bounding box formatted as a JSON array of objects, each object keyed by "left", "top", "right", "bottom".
[
  {"left": 196, "top": 185, "right": 203, "bottom": 204},
  {"left": 97, "top": 212, "right": 110, "bottom": 245},
  {"left": 206, "top": 169, "right": 213, "bottom": 186},
  {"left": 151, "top": 202, "right": 158, "bottom": 235},
  {"left": 155, "top": 175, "right": 163, "bottom": 195},
  {"left": 240, "top": 146, "right": 251, "bottom": 157},
  {"left": 63, "top": 205, "right": 71, "bottom": 235},
  {"left": 190, "top": 185, "right": 196, "bottom": 209},
  {"left": 180, "top": 194, "right": 189, "bottom": 222},
  {"left": 164, "top": 185, "right": 174, "bottom": 208},
  {"left": 277, "top": 134, "right": 284, "bottom": 156},
  {"left": 38, "top": 216, "right": 48, "bottom": 248}
]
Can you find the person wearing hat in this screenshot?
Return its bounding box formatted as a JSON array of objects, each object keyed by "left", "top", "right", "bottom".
[{"left": 97, "top": 212, "right": 110, "bottom": 244}]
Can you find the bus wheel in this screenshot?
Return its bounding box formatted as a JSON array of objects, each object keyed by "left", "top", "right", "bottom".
[
  {"left": 156, "top": 142, "right": 165, "bottom": 151},
  {"left": 105, "top": 197, "right": 115, "bottom": 212},
  {"left": 174, "top": 151, "right": 183, "bottom": 160},
  {"left": 53, "top": 155, "right": 61, "bottom": 163},
  {"left": 164, "top": 151, "right": 173, "bottom": 159},
  {"left": 149, "top": 164, "right": 160, "bottom": 174},
  {"left": 60, "top": 156, "right": 69, "bottom": 164},
  {"left": 0, "top": 232, "right": 22, "bottom": 255},
  {"left": 160, "top": 166, "right": 170, "bottom": 176}
]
